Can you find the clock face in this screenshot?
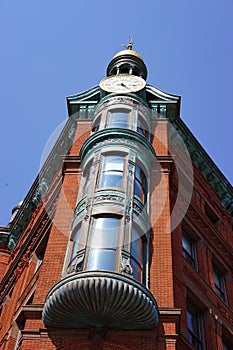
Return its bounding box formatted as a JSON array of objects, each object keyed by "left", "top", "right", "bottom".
[{"left": 99, "top": 74, "right": 146, "bottom": 93}]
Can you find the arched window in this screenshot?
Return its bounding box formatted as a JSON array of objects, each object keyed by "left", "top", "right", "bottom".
[
  {"left": 99, "top": 155, "right": 125, "bottom": 189},
  {"left": 134, "top": 164, "right": 147, "bottom": 203},
  {"left": 87, "top": 216, "right": 120, "bottom": 271}
]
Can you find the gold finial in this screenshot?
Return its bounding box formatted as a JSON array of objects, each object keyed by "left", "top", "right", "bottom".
[
  {"left": 114, "top": 38, "right": 143, "bottom": 60},
  {"left": 121, "top": 37, "right": 133, "bottom": 50}
]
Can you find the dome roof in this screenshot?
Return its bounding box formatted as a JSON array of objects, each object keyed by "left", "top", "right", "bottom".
[{"left": 113, "top": 49, "right": 143, "bottom": 61}]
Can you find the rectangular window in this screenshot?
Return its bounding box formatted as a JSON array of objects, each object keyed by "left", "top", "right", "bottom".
[
  {"left": 84, "top": 165, "right": 92, "bottom": 195},
  {"left": 87, "top": 216, "right": 120, "bottom": 272},
  {"left": 213, "top": 264, "right": 227, "bottom": 302},
  {"left": 130, "top": 226, "right": 146, "bottom": 283},
  {"left": 205, "top": 203, "right": 219, "bottom": 227},
  {"left": 99, "top": 155, "right": 124, "bottom": 189},
  {"left": 134, "top": 165, "right": 147, "bottom": 203},
  {"left": 182, "top": 233, "right": 196, "bottom": 268},
  {"left": 137, "top": 117, "right": 149, "bottom": 139},
  {"left": 186, "top": 301, "right": 204, "bottom": 350},
  {"left": 108, "top": 111, "right": 129, "bottom": 128}
]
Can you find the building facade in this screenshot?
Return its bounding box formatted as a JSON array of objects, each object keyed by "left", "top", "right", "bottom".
[{"left": 0, "top": 45, "right": 233, "bottom": 350}]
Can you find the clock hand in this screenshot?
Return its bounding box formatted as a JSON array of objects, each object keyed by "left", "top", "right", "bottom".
[{"left": 120, "top": 83, "right": 130, "bottom": 88}]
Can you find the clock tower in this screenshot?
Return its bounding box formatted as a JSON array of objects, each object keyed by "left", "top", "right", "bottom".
[{"left": 43, "top": 43, "right": 160, "bottom": 331}]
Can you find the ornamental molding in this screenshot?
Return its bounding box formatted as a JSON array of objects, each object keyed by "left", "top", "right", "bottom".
[
  {"left": 94, "top": 194, "right": 125, "bottom": 203},
  {"left": 171, "top": 119, "right": 233, "bottom": 218},
  {"left": 43, "top": 271, "right": 159, "bottom": 330},
  {"left": 0, "top": 183, "right": 59, "bottom": 304},
  {"left": 217, "top": 302, "right": 233, "bottom": 326},
  {"left": 80, "top": 128, "right": 155, "bottom": 161},
  {"left": 186, "top": 203, "right": 233, "bottom": 267},
  {"left": 95, "top": 94, "right": 148, "bottom": 116}
]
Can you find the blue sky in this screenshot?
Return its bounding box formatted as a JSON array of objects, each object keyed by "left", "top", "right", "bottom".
[{"left": 0, "top": 0, "right": 232, "bottom": 225}]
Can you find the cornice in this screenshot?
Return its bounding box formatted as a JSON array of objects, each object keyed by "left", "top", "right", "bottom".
[
  {"left": 0, "top": 178, "right": 61, "bottom": 305},
  {"left": 0, "top": 118, "right": 76, "bottom": 250},
  {"left": 171, "top": 118, "right": 233, "bottom": 218}
]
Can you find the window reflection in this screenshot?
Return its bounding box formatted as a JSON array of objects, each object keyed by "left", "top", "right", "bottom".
[
  {"left": 83, "top": 163, "right": 92, "bottom": 196},
  {"left": 88, "top": 216, "right": 120, "bottom": 271},
  {"left": 134, "top": 165, "right": 147, "bottom": 203},
  {"left": 130, "top": 226, "right": 145, "bottom": 282},
  {"left": 137, "top": 118, "right": 149, "bottom": 139},
  {"left": 109, "top": 112, "right": 128, "bottom": 128},
  {"left": 99, "top": 155, "right": 124, "bottom": 189},
  {"left": 186, "top": 301, "right": 203, "bottom": 350},
  {"left": 88, "top": 249, "right": 116, "bottom": 271},
  {"left": 90, "top": 216, "right": 119, "bottom": 249},
  {"left": 69, "top": 226, "right": 85, "bottom": 269}
]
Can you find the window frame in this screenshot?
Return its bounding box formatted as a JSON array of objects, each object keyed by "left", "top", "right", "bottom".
[
  {"left": 137, "top": 114, "right": 150, "bottom": 140},
  {"left": 86, "top": 214, "right": 122, "bottom": 272},
  {"left": 67, "top": 225, "right": 86, "bottom": 273},
  {"left": 186, "top": 300, "right": 204, "bottom": 350},
  {"left": 182, "top": 231, "right": 197, "bottom": 269},
  {"left": 107, "top": 109, "right": 131, "bottom": 129},
  {"left": 98, "top": 153, "right": 126, "bottom": 190},
  {"left": 91, "top": 105, "right": 151, "bottom": 140},
  {"left": 133, "top": 163, "right": 148, "bottom": 204},
  {"left": 212, "top": 263, "right": 227, "bottom": 302},
  {"left": 82, "top": 160, "right": 93, "bottom": 196},
  {"left": 130, "top": 224, "right": 147, "bottom": 283}
]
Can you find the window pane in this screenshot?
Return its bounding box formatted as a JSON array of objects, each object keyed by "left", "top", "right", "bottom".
[
  {"left": 102, "top": 156, "right": 124, "bottom": 171},
  {"left": 182, "top": 234, "right": 196, "bottom": 268},
  {"left": 71, "top": 227, "right": 82, "bottom": 261},
  {"left": 99, "top": 156, "right": 124, "bottom": 189},
  {"left": 182, "top": 235, "right": 192, "bottom": 255},
  {"left": 131, "top": 258, "right": 142, "bottom": 281},
  {"left": 131, "top": 226, "right": 141, "bottom": 261},
  {"left": 109, "top": 112, "right": 128, "bottom": 128},
  {"left": 134, "top": 165, "right": 147, "bottom": 203},
  {"left": 84, "top": 164, "right": 92, "bottom": 195},
  {"left": 187, "top": 303, "right": 203, "bottom": 350},
  {"left": 130, "top": 226, "right": 144, "bottom": 282},
  {"left": 88, "top": 249, "right": 116, "bottom": 271},
  {"left": 137, "top": 118, "right": 149, "bottom": 138},
  {"left": 91, "top": 217, "right": 119, "bottom": 249},
  {"left": 213, "top": 265, "right": 226, "bottom": 301}
]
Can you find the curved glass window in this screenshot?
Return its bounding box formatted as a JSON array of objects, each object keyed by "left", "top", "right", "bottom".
[
  {"left": 92, "top": 116, "right": 101, "bottom": 133},
  {"left": 130, "top": 226, "right": 146, "bottom": 282},
  {"left": 108, "top": 111, "right": 129, "bottom": 128},
  {"left": 137, "top": 117, "right": 149, "bottom": 139},
  {"left": 68, "top": 226, "right": 85, "bottom": 273},
  {"left": 99, "top": 155, "right": 124, "bottom": 189},
  {"left": 134, "top": 165, "right": 147, "bottom": 203},
  {"left": 83, "top": 163, "right": 92, "bottom": 196},
  {"left": 88, "top": 216, "right": 120, "bottom": 271}
]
